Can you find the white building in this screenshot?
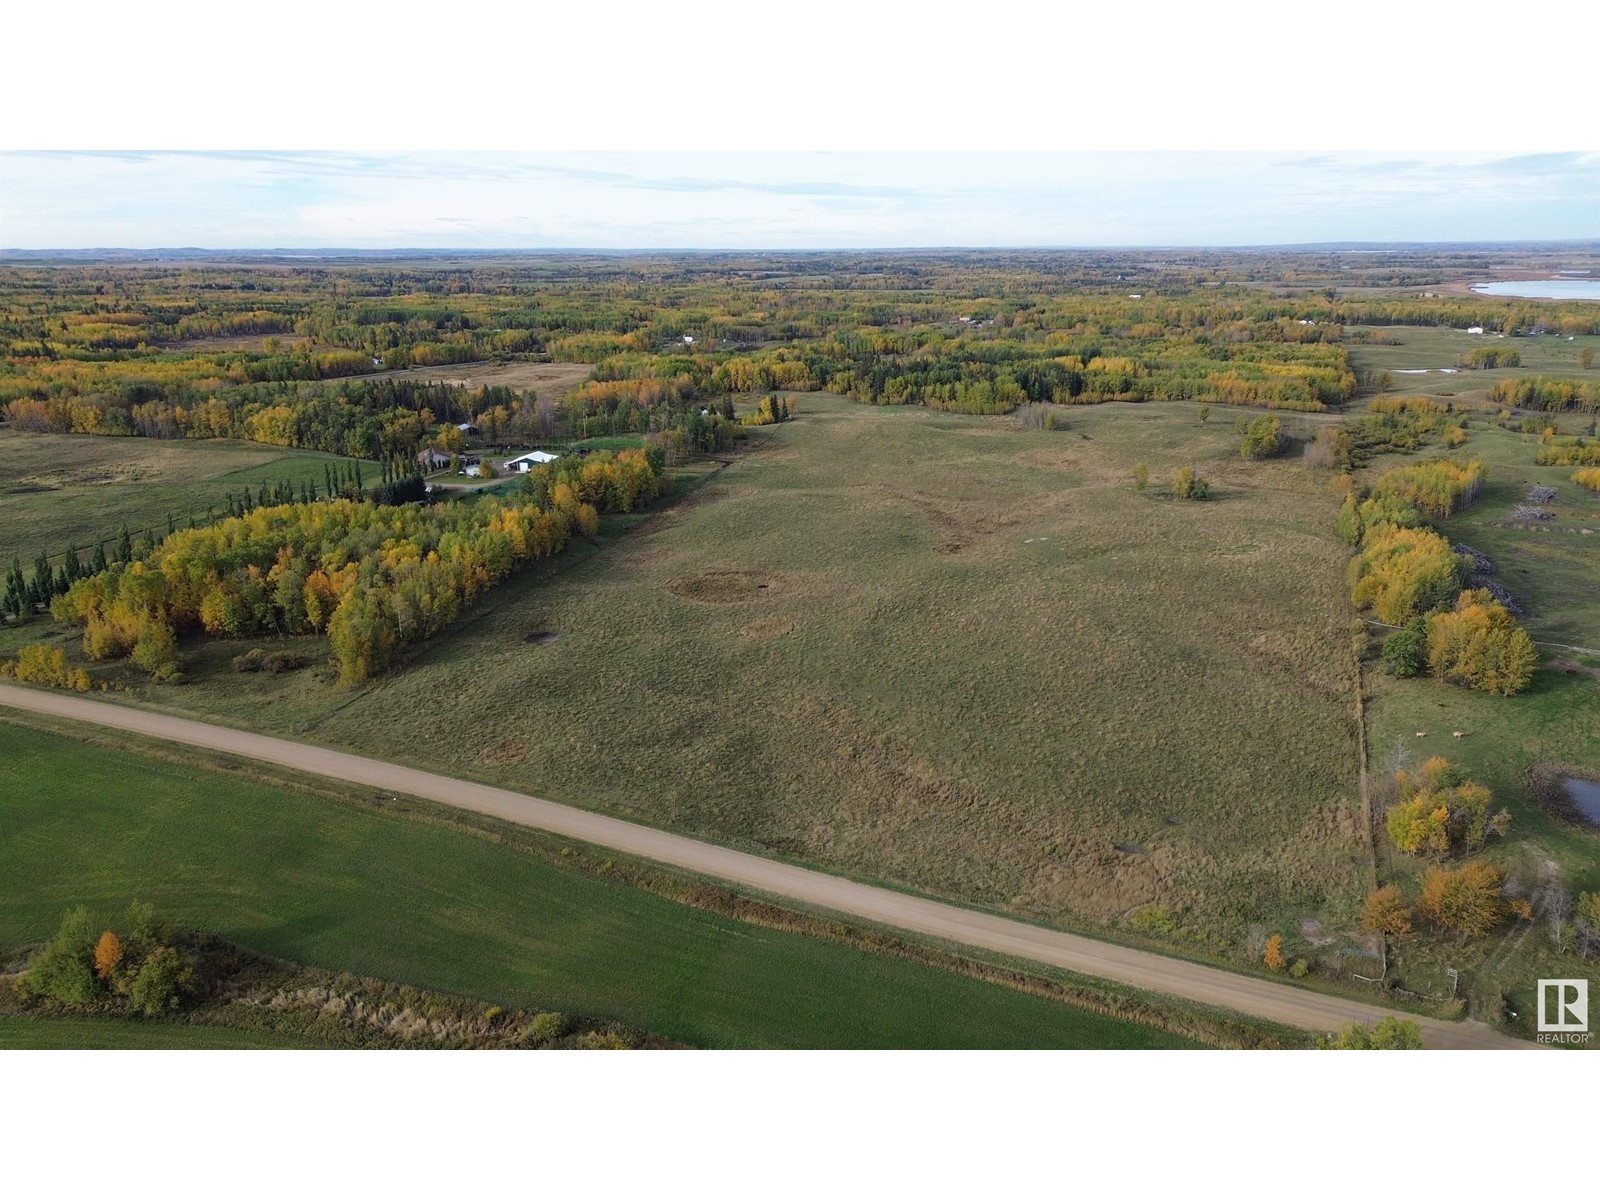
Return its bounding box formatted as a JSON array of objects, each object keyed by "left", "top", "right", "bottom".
[{"left": 502, "top": 450, "right": 561, "bottom": 474}]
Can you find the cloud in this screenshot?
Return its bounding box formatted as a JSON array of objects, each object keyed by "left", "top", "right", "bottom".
[{"left": 1, "top": 151, "right": 1596, "bottom": 248}]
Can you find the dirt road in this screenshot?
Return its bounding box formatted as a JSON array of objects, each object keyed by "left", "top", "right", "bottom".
[{"left": 0, "top": 683, "right": 1532, "bottom": 1049}]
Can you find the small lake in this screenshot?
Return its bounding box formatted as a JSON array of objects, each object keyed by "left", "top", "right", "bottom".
[
  {"left": 1472, "top": 279, "right": 1600, "bottom": 300},
  {"left": 1565, "top": 777, "right": 1600, "bottom": 824}
]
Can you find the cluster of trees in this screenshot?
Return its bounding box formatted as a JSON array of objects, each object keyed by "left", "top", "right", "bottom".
[
  {"left": 1347, "top": 525, "right": 1467, "bottom": 625},
  {"left": 1362, "top": 862, "right": 1510, "bottom": 943},
  {"left": 0, "top": 644, "right": 92, "bottom": 691},
  {"left": 1237, "top": 414, "right": 1285, "bottom": 460},
  {"left": 1421, "top": 589, "right": 1539, "bottom": 696},
  {"left": 1573, "top": 466, "right": 1600, "bottom": 492},
  {"left": 1368, "top": 458, "right": 1485, "bottom": 520},
  {"left": 517, "top": 448, "right": 664, "bottom": 519},
  {"left": 50, "top": 493, "right": 596, "bottom": 686},
  {"left": 17, "top": 902, "right": 199, "bottom": 1017},
  {"left": 1461, "top": 346, "right": 1521, "bottom": 369},
  {"left": 1385, "top": 757, "right": 1510, "bottom": 857},
  {"left": 742, "top": 394, "right": 792, "bottom": 426},
  {"left": 1489, "top": 375, "right": 1600, "bottom": 413},
  {"left": 1535, "top": 437, "right": 1600, "bottom": 467}
]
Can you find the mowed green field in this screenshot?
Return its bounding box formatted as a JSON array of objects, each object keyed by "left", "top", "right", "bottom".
[
  {"left": 0, "top": 428, "right": 375, "bottom": 571},
  {"left": 0, "top": 1014, "right": 322, "bottom": 1049},
  {"left": 95, "top": 393, "right": 1367, "bottom": 948},
  {"left": 0, "top": 721, "right": 1196, "bottom": 1049}
]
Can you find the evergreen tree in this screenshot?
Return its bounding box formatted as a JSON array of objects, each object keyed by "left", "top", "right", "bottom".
[
  {"left": 91, "top": 542, "right": 108, "bottom": 575},
  {"left": 116, "top": 526, "right": 133, "bottom": 564}
]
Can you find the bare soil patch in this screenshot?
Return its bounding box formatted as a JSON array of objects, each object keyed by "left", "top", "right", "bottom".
[{"left": 669, "top": 570, "right": 777, "bottom": 603}]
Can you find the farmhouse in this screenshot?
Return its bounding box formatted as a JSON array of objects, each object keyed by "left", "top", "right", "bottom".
[
  {"left": 416, "top": 448, "right": 452, "bottom": 471},
  {"left": 502, "top": 450, "right": 560, "bottom": 474}
]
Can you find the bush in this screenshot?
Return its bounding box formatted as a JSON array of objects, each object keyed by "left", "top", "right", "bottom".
[
  {"left": 1320, "top": 1016, "right": 1424, "bottom": 1049},
  {"left": 529, "top": 1012, "right": 568, "bottom": 1043},
  {"left": 128, "top": 945, "right": 198, "bottom": 1016},
  {"left": 1171, "top": 465, "right": 1210, "bottom": 500},
  {"left": 18, "top": 906, "right": 102, "bottom": 1005}
]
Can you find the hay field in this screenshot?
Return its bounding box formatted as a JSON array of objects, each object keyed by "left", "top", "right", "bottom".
[{"left": 124, "top": 394, "right": 1365, "bottom": 948}]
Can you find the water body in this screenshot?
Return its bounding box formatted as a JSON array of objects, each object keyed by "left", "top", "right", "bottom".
[
  {"left": 1472, "top": 279, "right": 1600, "bottom": 300},
  {"left": 1565, "top": 777, "right": 1600, "bottom": 825}
]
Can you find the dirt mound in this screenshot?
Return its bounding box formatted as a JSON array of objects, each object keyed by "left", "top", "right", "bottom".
[
  {"left": 523, "top": 630, "right": 559, "bottom": 646},
  {"left": 669, "top": 570, "right": 775, "bottom": 603}
]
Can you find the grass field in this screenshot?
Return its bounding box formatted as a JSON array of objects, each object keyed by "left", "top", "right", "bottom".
[
  {"left": 1347, "top": 336, "right": 1600, "bottom": 1031},
  {"left": 0, "top": 720, "right": 1198, "bottom": 1049},
  {"left": 1347, "top": 325, "right": 1600, "bottom": 411},
  {"left": 0, "top": 429, "right": 375, "bottom": 572},
  {"left": 0, "top": 1014, "right": 323, "bottom": 1049},
  {"left": 50, "top": 393, "right": 1368, "bottom": 954}
]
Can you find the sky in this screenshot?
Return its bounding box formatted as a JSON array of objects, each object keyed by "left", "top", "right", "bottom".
[{"left": 2, "top": 151, "right": 1597, "bottom": 250}]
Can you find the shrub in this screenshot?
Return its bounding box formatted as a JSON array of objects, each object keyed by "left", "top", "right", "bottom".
[
  {"left": 1171, "top": 465, "right": 1210, "bottom": 500},
  {"left": 1132, "top": 462, "right": 1149, "bottom": 492},
  {"left": 1320, "top": 1016, "right": 1424, "bottom": 1049},
  {"left": 1573, "top": 467, "right": 1600, "bottom": 493},
  {"left": 1263, "top": 934, "right": 1286, "bottom": 971},
  {"left": 18, "top": 906, "right": 102, "bottom": 1005},
  {"left": 529, "top": 1012, "right": 567, "bottom": 1043},
  {"left": 128, "top": 945, "right": 198, "bottom": 1016}
]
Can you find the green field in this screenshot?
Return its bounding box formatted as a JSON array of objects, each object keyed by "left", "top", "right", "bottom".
[
  {"left": 1347, "top": 337, "right": 1600, "bottom": 1031},
  {"left": 56, "top": 393, "right": 1368, "bottom": 953},
  {"left": 0, "top": 720, "right": 1197, "bottom": 1049},
  {"left": 0, "top": 429, "right": 376, "bottom": 572},
  {"left": 0, "top": 1014, "right": 322, "bottom": 1049},
  {"left": 1348, "top": 324, "right": 1600, "bottom": 408}
]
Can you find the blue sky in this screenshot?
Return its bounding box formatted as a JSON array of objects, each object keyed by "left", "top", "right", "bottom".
[{"left": 2, "top": 151, "right": 1597, "bottom": 249}]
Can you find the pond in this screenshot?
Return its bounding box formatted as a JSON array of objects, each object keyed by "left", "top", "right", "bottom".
[
  {"left": 1565, "top": 777, "right": 1600, "bottom": 825},
  {"left": 1471, "top": 279, "right": 1600, "bottom": 300}
]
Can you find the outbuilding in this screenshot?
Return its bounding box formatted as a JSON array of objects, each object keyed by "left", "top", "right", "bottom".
[{"left": 502, "top": 450, "right": 560, "bottom": 474}]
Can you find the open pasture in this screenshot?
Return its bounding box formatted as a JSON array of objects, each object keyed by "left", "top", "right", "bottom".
[
  {"left": 0, "top": 429, "right": 374, "bottom": 572},
  {"left": 106, "top": 394, "right": 1368, "bottom": 951}
]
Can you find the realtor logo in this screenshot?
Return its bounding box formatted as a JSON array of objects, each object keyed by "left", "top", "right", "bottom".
[{"left": 1537, "top": 979, "right": 1588, "bottom": 1040}]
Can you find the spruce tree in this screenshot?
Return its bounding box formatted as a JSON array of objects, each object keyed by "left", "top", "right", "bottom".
[{"left": 91, "top": 542, "right": 108, "bottom": 575}]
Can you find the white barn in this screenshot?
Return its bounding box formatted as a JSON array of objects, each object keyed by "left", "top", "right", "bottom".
[{"left": 502, "top": 450, "right": 560, "bottom": 474}]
